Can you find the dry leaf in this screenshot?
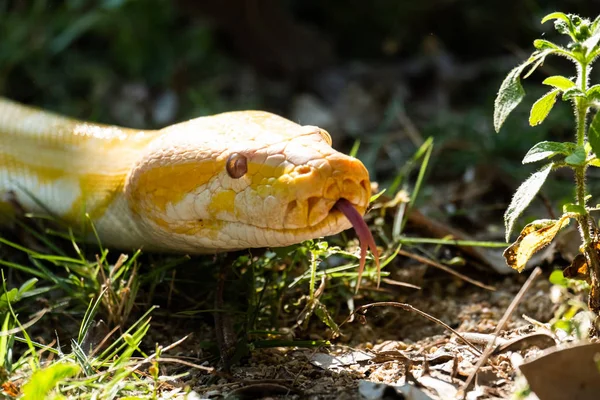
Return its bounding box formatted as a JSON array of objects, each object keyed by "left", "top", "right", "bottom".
[
  {"left": 1, "top": 381, "right": 20, "bottom": 397},
  {"left": 519, "top": 341, "right": 600, "bottom": 400},
  {"left": 563, "top": 253, "right": 590, "bottom": 283},
  {"left": 504, "top": 216, "right": 571, "bottom": 272},
  {"left": 563, "top": 241, "right": 600, "bottom": 283}
]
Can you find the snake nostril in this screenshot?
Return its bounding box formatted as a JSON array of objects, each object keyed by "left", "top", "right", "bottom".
[{"left": 296, "top": 165, "right": 311, "bottom": 175}]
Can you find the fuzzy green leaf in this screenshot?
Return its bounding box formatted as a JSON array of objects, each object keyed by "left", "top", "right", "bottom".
[
  {"left": 542, "top": 75, "right": 575, "bottom": 90},
  {"left": 589, "top": 158, "right": 600, "bottom": 167},
  {"left": 583, "top": 28, "right": 600, "bottom": 57},
  {"left": 504, "top": 163, "right": 553, "bottom": 241},
  {"left": 494, "top": 65, "right": 527, "bottom": 132},
  {"left": 562, "top": 87, "right": 586, "bottom": 100},
  {"left": 523, "top": 141, "right": 575, "bottom": 163},
  {"left": 588, "top": 84, "right": 600, "bottom": 102},
  {"left": 565, "top": 146, "right": 587, "bottom": 166},
  {"left": 589, "top": 111, "right": 600, "bottom": 157},
  {"left": 533, "top": 39, "right": 561, "bottom": 50},
  {"left": 494, "top": 50, "right": 556, "bottom": 132},
  {"left": 529, "top": 89, "right": 559, "bottom": 126},
  {"left": 541, "top": 12, "right": 571, "bottom": 25},
  {"left": 523, "top": 50, "right": 554, "bottom": 79},
  {"left": 563, "top": 203, "right": 586, "bottom": 215},
  {"left": 22, "top": 363, "right": 80, "bottom": 400},
  {"left": 593, "top": 15, "right": 600, "bottom": 33}
]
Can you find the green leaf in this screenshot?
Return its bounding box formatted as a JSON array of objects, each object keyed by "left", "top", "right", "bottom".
[
  {"left": 588, "top": 84, "right": 600, "bottom": 102},
  {"left": 583, "top": 28, "right": 600, "bottom": 58},
  {"left": 565, "top": 146, "right": 587, "bottom": 166},
  {"left": 592, "top": 15, "right": 600, "bottom": 33},
  {"left": 549, "top": 269, "right": 569, "bottom": 286},
  {"left": 529, "top": 89, "right": 559, "bottom": 126},
  {"left": 562, "top": 87, "right": 586, "bottom": 100},
  {"left": 369, "top": 188, "right": 386, "bottom": 203},
  {"left": 541, "top": 12, "right": 571, "bottom": 25},
  {"left": 553, "top": 319, "right": 572, "bottom": 332},
  {"left": 542, "top": 75, "right": 575, "bottom": 90},
  {"left": 523, "top": 51, "right": 551, "bottom": 79},
  {"left": 589, "top": 158, "right": 600, "bottom": 167},
  {"left": 533, "top": 39, "right": 561, "bottom": 50},
  {"left": 563, "top": 203, "right": 586, "bottom": 215},
  {"left": 522, "top": 141, "right": 575, "bottom": 163},
  {"left": 504, "top": 163, "right": 553, "bottom": 241},
  {"left": 22, "top": 363, "right": 80, "bottom": 400},
  {"left": 494, "top": 65, "right": 527, "bottom": 132},
  {"left": 314, "top": 302, "right": 341, "bottom": 337},
  {"left": 589, "top": 111, "right": 600, "bottom": 156},
  {"left": 0, "top": 313, "right": 13, "bottom": 369},
  {"left": 494, "top": 50, "right": 556, "bottom": 132},
  {"left": 18, "top": 278, "right": 38, "bottom": 297}
]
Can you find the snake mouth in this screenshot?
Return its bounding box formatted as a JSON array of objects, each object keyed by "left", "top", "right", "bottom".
[{"left": 334, "top": 198, "right": 380, "bottom": 290}]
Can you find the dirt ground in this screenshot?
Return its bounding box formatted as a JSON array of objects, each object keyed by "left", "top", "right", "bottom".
[{"left": 138, "top": 263, "right": 559, "bottom": 399}]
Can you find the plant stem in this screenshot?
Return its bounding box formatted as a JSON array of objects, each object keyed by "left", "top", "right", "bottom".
[
  {"left": 576, "top": 61, "right": 588, "bottom": 146},
  {"left": 574, "top": 60, "right": 600, "bottom": 313},
  {"left": 309, "top": 249, "right": 317, "bottom": 301}
]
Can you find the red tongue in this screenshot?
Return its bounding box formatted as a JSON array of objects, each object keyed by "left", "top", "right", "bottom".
[{"left": 334, "top": 198, "right": 380, "bottom": 291}]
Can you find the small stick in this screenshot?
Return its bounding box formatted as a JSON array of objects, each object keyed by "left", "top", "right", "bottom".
[
  {"left": 339, "top": 301, "right": 482, "bottom": 357},
  {"left": 398, "top": 249, "right": 496, "bottom": 291},
  {"left": 459, "top": 267, "right": 542, "bottom": 398}
]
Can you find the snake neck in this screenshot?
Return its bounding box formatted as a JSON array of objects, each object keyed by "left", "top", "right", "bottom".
[{"left": 0, "top": 98, "right": 159, "bottom": 231}]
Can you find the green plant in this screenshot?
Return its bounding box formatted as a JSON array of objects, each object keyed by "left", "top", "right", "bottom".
[{"left": 494, "top": 12, "right": 600, "bottom": 313}]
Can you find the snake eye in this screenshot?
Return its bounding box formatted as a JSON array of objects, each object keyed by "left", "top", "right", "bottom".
[{"left": 226, "top": 153, "right": 248, "bottom": 179}]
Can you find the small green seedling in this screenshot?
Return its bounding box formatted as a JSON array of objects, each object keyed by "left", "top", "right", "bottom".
[{"left": 494, "top": 12, "right": 600, "bottom": 314}]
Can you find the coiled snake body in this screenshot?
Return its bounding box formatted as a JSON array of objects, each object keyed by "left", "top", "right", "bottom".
[{"left": 0, "top": 98, "right": 376, "bottom": 267}]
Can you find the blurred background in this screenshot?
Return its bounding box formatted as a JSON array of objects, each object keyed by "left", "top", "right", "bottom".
[
  {"left": 2, "top": 2, "right": 600, "bottom": 390},
  {"left": 1, "top": 0, "right": 598, "bottom": 234}
]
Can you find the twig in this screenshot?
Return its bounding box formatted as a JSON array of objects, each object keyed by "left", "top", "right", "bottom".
[
  {"left": 157, "top": 357, "right": 215, "bottom": 372},
  {"left": 396, "top": 105, "right": 424, "bottom": 147},
  {"left": 538, "top": 193, "right": 557, "bottom": 220},
  {"left": 339, "top": 301, "right": 482, "bottom": 357},
  {"left": 397, "top": 249, "right": 496, "bottom": 291},
  {"left": 459, "top": 267, "right": 542, "bottom": 398},
  {"left": 0, "top": 308, "right": 49, "bottom": 336}
]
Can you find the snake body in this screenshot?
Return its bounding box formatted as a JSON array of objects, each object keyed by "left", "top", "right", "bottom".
[{"left": 0, "top": 98, "right": 372, "bottom": 254}]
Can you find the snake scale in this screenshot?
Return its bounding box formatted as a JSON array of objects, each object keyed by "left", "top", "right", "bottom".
[{"left": 0, "top": 97, "right": 379, "bottom": 279}]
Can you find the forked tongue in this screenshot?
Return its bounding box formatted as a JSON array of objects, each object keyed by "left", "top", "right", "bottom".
[{"left": 334, "top": 198, "right": 380, "bottom": 291}]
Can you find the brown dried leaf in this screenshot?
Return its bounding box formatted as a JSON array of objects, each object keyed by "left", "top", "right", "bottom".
[
  {"left": 1, "top": 381, "right": 20, "bottom": 397},
  {"left": 562, "top": 240, "right": 600, "bottom": 283},
  {"left": 563, "top": 253, "right": 590, "bottom": 283},
  {"left": 503, "top": 216, "right": 571, "bottom": 272}
]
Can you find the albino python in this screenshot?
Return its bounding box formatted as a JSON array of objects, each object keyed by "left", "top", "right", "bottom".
[{"left": 0, "top": 97, "right": 379, "bottom": 281}]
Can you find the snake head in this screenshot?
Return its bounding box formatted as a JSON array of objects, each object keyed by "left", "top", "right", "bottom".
[{"left": 126, "top": 111, "right": 372, "bottom": 253}]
